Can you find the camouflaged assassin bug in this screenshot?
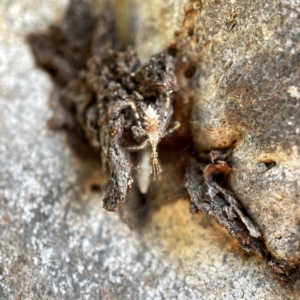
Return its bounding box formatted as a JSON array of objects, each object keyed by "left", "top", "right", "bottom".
[{"left": 124, "top": 91, "right": 180, "bottom": 180}]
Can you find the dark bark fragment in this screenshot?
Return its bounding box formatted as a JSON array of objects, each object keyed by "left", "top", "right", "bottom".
[
  {"left": 103, "top": 117, "right": 132, "bottom": 211},
  {"left": 185, "top": 157, "right": 300, "bottom": 286},
  {"left": 186, "top": 158, "right": 263, "bottom": 254},
  {"left": 27, "top": 0, "right": 97, "bottom": 85}
]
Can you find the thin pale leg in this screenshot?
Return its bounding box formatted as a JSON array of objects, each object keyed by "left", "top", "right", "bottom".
[
  {"left": 127, "top": 91, "right": 144, "bottom": 127},
  {"left": 126, "top": 139, "right": 149, "bottom": 151},
  {"left": 162, "top": 121, "right": 180, "bottom": 138},
  {"left": 150, "top": 149, "right": 162, "bottom": 180},
  {"left": 127, "top": 100, "right": 143, "bottom": 128}
]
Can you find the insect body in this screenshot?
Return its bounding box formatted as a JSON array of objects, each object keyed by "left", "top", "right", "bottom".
[{"left": 126, "top": 91, "right": 180, "bottom": 180}]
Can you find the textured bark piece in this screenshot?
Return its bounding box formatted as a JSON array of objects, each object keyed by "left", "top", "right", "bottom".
[
  {"left": 185, "top": 158, "right": 300, "bottom": 286},
  {"left": 186, "top": 158, "right": 263, "bottom": 254},
  {"left": 27, "top": 0, "right": 97, "bottom": 85},
  {"left": 103, "top": 117, "right": 132, "bottom": 211}
]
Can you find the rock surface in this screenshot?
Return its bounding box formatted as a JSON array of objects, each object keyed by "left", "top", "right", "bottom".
[
  {"left": 121, "top": 0, "right": 300, "bottom": 266},
  {"left": 187, "top": 0, "right": 300, "bottom": 265},
  {"left": 0, "top": 0, "right": 296, "bottom": 299}
]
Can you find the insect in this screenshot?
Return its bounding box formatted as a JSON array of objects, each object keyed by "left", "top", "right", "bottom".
[
  {"left": 28, "top": 0, "right": 181, "bottom": 208},
  {"left": 115, "top": 90, "right": 180, "bottom": 180}
]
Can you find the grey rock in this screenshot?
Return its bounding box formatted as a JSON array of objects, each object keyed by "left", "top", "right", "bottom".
[
  {"left": 0, "top": 0, "right": 296, "bottom": 299},
  {"left": 187, "top": 0, "right": 300, "bottom": 264}
]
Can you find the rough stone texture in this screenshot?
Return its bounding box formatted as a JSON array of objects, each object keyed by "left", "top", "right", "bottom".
[
  {"left": 102, "top": 0, "right": 190, "bottom": 62},
  {"left": 0, "top": 0, "right": 297, "bottom": 299},
  {"left": 122, "top": 0, "right": 300, "bottom": 267},
  {"left": 187, "top": 0, "right": 300, "bottom": 265}
]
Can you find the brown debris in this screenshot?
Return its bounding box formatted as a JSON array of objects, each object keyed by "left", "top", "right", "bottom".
[
  {"left": 186, "top": 157, "right": 263, "bottom": 253},
  {"left": 103, "top": 116, "right": 132, "bottom": 211},
  {"left": 27, "top": 0, "right": 97, "bottom": 85},
  {"left": 185, "top": 155, "right": 300, "bottom": 286},
  {"left": 27, "top": 0, "right": 180, "bottom": 212}
]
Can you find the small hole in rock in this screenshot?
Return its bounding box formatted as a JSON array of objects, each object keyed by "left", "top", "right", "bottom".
[
  {"left": 168, "top": 46, "right": 177, "bottom": 56},
  {"left": 90, "top": 184, "right": 101, "bottom": 192},
  {"left": 184, "top": 65, "right": 196, "bottom": 78},
  {"left": 230, "top": 22, "right": 237, "bottom": 30},
  {"left": 256, "top": 160, "right": 276, "bottom": 173}
]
